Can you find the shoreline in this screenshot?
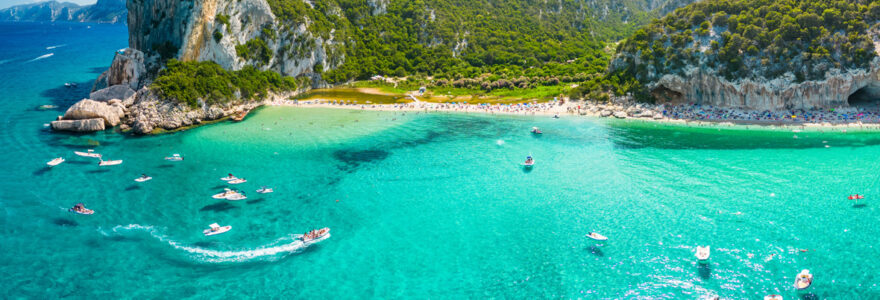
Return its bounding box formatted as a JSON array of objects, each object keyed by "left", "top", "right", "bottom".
[{"left": 267, "top": 99, "right": 880, "bottom": 132}]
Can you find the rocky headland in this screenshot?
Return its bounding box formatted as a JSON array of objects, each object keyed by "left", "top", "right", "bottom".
[{"left": 0, "top": 0, "right": 127, "bottom": 24}]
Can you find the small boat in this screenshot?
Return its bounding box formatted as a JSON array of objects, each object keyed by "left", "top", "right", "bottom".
[
  {"left": 794, "top": 269, "right": 813, "bottom": 290},
  {"left": 256, "top": 186, "right": 274, "bottom": 194},
  {"left": 164, "top": 154, "right": 184, "bottom": 161},
  {"left": 134, "top": 175, "right": 152, "bottom": 182},
  {"left": 764, "top": 295, "right": 783, "bottom": 300},
  {"left": 203, "top": 223, "right": 231, "bottom": 236},
  {"left": 695, "top": 246, "right": 710, "bottom": 262},
  {"left": 68, "top": 203, "right": 93, "bottom": 215},
  {"left": 300, "top": 227, "right": 331, "bottom": 243},
  {"left": 212, "top": 188, "right": 239, "bottom": 199},
  {"left": 64, "top": 82, "right": 77, "bottom": 87},
  {"left": 98, "top": 159, "right": 123, "bottom": 166},
  {"left": 228, "top": 178, "right": 247, "bottom": 185},
  {"left": 586, "top": 232, "right": 608, "bottom": 241},
  {"left": 37, "top": 104, "right": 57, "bottom": 110},
  {"left": 226, "top": 193, "right": 247, "bottom": 201},
  {"left": 220, "top": 174, "right": 237, "bottom": 181},
  {"left": 47, "top": 157, "right": 65, "bottom": 167},
  {"left": 74, "top": 149, "right": 102, "bottom": 158},
  {"left": 523, "top": 156, "right": 535, "bottom": 167},
  {"left": 531, "top": 127, "right": 543, "bottom": 134},
  {"left": 848, "top": 194, "right": 865, "bottom": 200}
]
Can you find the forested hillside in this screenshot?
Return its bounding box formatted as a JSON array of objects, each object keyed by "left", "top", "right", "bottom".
[{"left": 611, "top": 0, "right": 880, "bottom": 88}]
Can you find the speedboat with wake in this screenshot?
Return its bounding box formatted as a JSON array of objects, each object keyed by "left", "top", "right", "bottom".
[
  {"left": 300, "top": 228, "right": 330, "bottom": 244},
  {"left": 74, "top": 149, "right": 102, "bottom": 158},
  {"left": 695, "top": 246, "right": 710, "bottom": 263},
  {"left": 203, "top": 223, "right": 231, "bottom": 236},
  {"left": 69, "top": 203, "right": 93, "bottom": 215},
  {"left": 212, "top": 188, "right": 241, "bottom": 199},
  {"left": 47, "top": 157, "right": 65, "bottom": 167},
  {"left": 586, "top": 231, "right": 608, "bottom": 241},
  {"left": 794, "top": 269, "right": 813, "bottom": 290},
  {"left": 164, "top": 154, "right": 184, "bottom": 161},
  {"left": 98, "top": 159, "right": 123, "bottom": 166},
  {"left": 229, "top": 178, "right": 247, "bottom": 185},
  {"left": 256, "top": 186, "right": 274, "bottom": 194},
  {"left": 135, "top": 174, "right": 152, "bottom": 182},
  {"left": 531, "top": 127, "right": 542, "bottom": 134}
]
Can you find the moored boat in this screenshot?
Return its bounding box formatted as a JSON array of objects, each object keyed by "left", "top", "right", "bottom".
[
  {"left": 164, "top": 154, "right": 184, "bottom": 161},
  {"left": 523, "top": 156, "right": 535, "bottom": 167},
  {"left": 229, "top": 178, "right": 247, "bottom": 185},
  {"left": 695, "top": 246, "right": 710, "bottom": 263},
  {"left": 98, "top": 159, "right": 123, "bottom": 166},
  {"left": 74, "top": 149, "right": 102, "bottom": 158},
  {"left": 794, "top": 269, "right": 813, "bottom": 290},
  {"left": 203, "top": 223, "right": 231, "bottom": 236},
  {"left": 226, "top": 193, "right": 247, "bottom": 201},
  {"left": 300, "top": 227, "right": 330, "bottom": 244},
  {"left": 212, "top": 188, "right": 239, "bottom": 199},
  {"left": 135, "top": 175, "right": 152, "bottom": 182},
  {"left": 220, "top": 173, "right": 237, "bottom": 181},
  {"left": 586, "top": 231, "right": 608, "bottom": 241},
  {"left": 256, "top": 186, "right": 274, "bottom": 194},
  {"left": 47, "top": 157, "right": 65, "bottom": 167},
  {"left": 764, "top": 295, "right": 783, "bottom": 300},
  {"left": 531, "top": 127, "right": 543, "bottom": 134}
]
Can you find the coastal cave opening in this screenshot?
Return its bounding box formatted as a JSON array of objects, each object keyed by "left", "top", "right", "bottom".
[
  {"left": 848, "top": 86, "right": 880, "bottom": 108},
  {"left": 651, "top": 85, "right": 683, "bottom": 104}
]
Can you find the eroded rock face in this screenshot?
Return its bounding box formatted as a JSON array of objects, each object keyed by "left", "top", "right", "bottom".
[
  {"left": 125, "top": 88, "right": 272, "bottom": 134},
  {"left": 51, "top": 118, "right": 106, "bottom": 132},
  {"left": 90, "top": 85, "right": 136, "bottom": 102},
  {"left": 92, "top": 48, "right": 146, "bottom": 91},
  {"left": 62, "top": 99, "right": 125, "bottom": 127},
  {"left": 649, "top": 61, "right": 880, "bottom": 110}
]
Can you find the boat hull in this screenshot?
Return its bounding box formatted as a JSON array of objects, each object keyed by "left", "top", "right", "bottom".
[{"left": 204, "top": 226, "right": 231, "bottom": 236}]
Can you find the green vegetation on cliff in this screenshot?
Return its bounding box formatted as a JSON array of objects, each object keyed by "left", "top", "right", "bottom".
[
  {"left": 614, "top": 0, "right": 880, "bottom": 86},
  {"left": 153, "top": 60, "right": 300, "bottom": 107}
]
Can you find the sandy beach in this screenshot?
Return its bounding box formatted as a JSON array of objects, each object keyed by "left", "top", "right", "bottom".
[{"left": 267, "top": 97, "right": 880, "bottom": 132}]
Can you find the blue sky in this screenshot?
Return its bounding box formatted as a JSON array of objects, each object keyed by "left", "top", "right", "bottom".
[{"left": 0, "top": 0, "right": 96, "bottom": 9}]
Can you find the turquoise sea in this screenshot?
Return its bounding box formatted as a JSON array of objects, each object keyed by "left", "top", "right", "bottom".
[{"left": 3, "top": 22, "right": 880, "bottom": 299}]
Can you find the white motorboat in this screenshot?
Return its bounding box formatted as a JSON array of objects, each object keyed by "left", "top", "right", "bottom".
[
  {"left": 524, "top": 156, "right": 535, "bottom": 167},
  {"left": 220, "top": 174, "right": 237, "bottom": 181},
  {"left": 764, "top": 295, "right": 783, "bottom": 300},
  {"left": 300, "top": 227, "right": 331, "bottom": 244},
  {"left": 134, "top": 176, "right": 152, "bottom": 182},
  {"left": 47, "top": 157, "right": 65, "bottom": 167},
  {"left": 68, "top": 203, "right": 93, "bottom": 215},
  {"left": 226, "top": 193, "right": 247, "bottom": 201},
  {"left": 794, "top": 269, "right": 813, "bottom": 290},
  {"left": 531, "top": 127, "right": 542, "bottom": 134},
  {"left": 212, "top": 188, "right": 239, "bottom": 199},
  {"left": 586, "top": 232, "right": 608, "bottom": 241},
  {"left": 164, "top": 154, "right": 184, "bottom": 161},
  {"left": 74, "top": 149, "right": 102, "bottom": 158},
  {"left": 695, "top": 246, "right": 710, "bottom": 262},
  {"left": 98, "top": 159, "right": 123, "bottom": 166},
  {"left": 228, "top": 178, "right": 247, "bottom": 185},
  {"left": 64, "top": 82, "right": 77, "bottom": 87},
  {"left": 256, "top": 186, "right": 274, "bottom": 194},
  {"left": 203, "top": 223, "right": 231, "bottom": 236}
]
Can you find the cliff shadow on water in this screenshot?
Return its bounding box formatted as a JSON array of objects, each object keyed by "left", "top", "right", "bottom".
[{"left": 605, "top": 119, "right": 880, "bottom": 150}]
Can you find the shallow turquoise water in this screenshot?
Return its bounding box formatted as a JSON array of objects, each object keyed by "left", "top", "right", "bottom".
[{"left": 3, "top": 22, "right": 880, "bottom": 299}]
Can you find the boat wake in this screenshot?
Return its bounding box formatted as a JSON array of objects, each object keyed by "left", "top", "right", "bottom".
[
  {"left": 27, "top": 53, "right": 54, "bottom": 62},
  {"left": 46, "top": 44, "right": 66, "bottom": 50},
  {"left": 106, "top": 224, "right": 327, "bottom": 263}
]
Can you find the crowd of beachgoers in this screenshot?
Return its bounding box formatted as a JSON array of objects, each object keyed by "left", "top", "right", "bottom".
[{"left": 268, "top": 97, "right": 880, "bottom": 129}]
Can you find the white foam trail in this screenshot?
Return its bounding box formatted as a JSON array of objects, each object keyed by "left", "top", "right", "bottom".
[
  {"left": 110, "top": 224, "right": 326, "bottom": 263},
  {"left": 27, "top": 53, "right": 54, "bottom": 62},
  {"left": 46, "top": 44, "right": 66, "bottom": 50}
]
